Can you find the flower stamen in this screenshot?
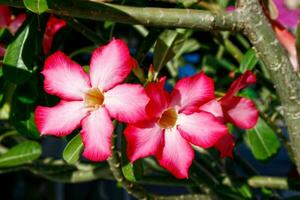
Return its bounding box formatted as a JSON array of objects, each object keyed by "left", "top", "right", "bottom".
[
  {"left": 158, "top": 107, "right": 178, "bottom": 129},
  {"left": 84, "top": 88, "right": 104, "bottom": 110}
]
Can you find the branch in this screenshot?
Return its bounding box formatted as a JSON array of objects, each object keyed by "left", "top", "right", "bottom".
[
  {"left": 236, "top": 0, "right": 300, "bottom": 173},
  {"left": 2, "top": 0, "right": 239, "bottom": 31},
  {"left": 248, "top": 176, "right": 300, "bottom": 190}
]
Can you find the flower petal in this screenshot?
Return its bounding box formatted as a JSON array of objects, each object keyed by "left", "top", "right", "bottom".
[
  {"left": 34, "top": 101, "right": 88, "bottom": 136},
  {"left": 221, "top": 71, "right": 256, "bottom": 104},
  {"left": 199, "top": 99, "right": 224, "bottom": 122},
  {"left": 42, "top": 15, "right": 66, "bottom": 54},
  {"left": 42, "top": 51, "right": 90, "bottom": 100},
  {"left": 0, "top": 6, "right": 11, "bottom": 27},
  {"left": 89, "top": 39, "right": 134, "bottom": 91},
  {"left": 8, "top": 13, "right": 26, "bottom": 35},
  {"left": 157, "top": 128, "right": 194, "bottom": 179},
  {"left": 272, "top": 19, "right": 298, "bottom": 72},
  {"left": 171, "top": 72, "right": 214, "bottom": 113},
  {"left": 104, "top": 84, "right": 149, "bottom": 123},
  {"left": 177, "top": 111, "right": 228, "bottom": 148},
  {"left": 223, "top": 97, "right": 259, "bottom": 129},
  {"left": 145, "top": 77, "right": 170, "bottom": 118},
  {"left": 274, "top": 0, "right": 300, "bottom": 28},
  {"left": 80, "top": 107, "right": 113, "bottom": 162},
  {"left": 124, "top": 121, "right": 163, "bottom": 162},
  {"left": 214, "top": 134, "right": 235, "bottom": 158}
]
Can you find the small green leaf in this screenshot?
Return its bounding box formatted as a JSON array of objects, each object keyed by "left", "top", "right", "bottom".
[
  {"left": 154, "top": 30, "right": 185, "bottom": 72},
  {"left": 23, "top": 0, "right": 48, "bottom": 14},
  {"left": 245, "top": 117, "right": 280, "bottom": 161},
  {"left": 240, "top": 49, "right": 258, "bottom": 73},
  {"left": 63, "top": 134, "right": 83, "bottom": 164},
  {"left": 3, "top": 16, "right": 37, "bottom": 84},
  {"left": 0, "top": 141, "right": 42, "bottom": 167},
  {"left": 121, "top": 135, "right": 143, "bottom": 182}
]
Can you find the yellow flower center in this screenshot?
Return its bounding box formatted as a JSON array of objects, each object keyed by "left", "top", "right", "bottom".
[
  {"left": 84, "top": 88, "right": 104, "bottom": 110},
  {"left": 158, "top": 107, "right": 178, "bottom": 129}
]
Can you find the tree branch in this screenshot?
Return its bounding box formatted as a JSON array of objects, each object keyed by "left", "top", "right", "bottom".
[
  {"left": 2, "top": 0, "right": 240, "bottom": 31},
  {"left": 236, "top": 0, "right": 300, "bottom": 173}
]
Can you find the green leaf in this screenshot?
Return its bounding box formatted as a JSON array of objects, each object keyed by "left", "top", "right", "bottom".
[
  {"left": 154, "top": 30, "right": 185, "bottom": 72},
  {"left": 0, "top": 141, "right": 42, "bottom": 167},
  {"left": 63, "top": 134, "right": 83, "bottom": 164},
  {"left": 121, "top": 134, "right": 143, "bottom": 182},
  {"left": 245, "top": 117, "right": 280, "bottom": 161},
  {"left": 14, "top": 113, "right": 40, "bottom": 139},
  {"left": 23, "top": 0, "right": 48, "bottom": 14},
  {"left": 240, "top": 49, "right": 258, "bottom": 73},
  {"left": 3, "top": 16, "right": 37, "bottom": 84}
]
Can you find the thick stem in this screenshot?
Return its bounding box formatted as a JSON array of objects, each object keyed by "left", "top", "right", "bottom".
[
  {"left": 237, "top": 0, "right": 300, "bottom": 173},
  {"left": 107, "top": 134, "right": 152, "bottom": 200},
  {"left": 3, "top": 0, "right": 240, "bottom": 31}
]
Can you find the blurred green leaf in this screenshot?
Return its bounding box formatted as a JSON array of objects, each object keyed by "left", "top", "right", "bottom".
[
  {"left": 63, "top": 134, "right": 83, "bottom": 164},
  {"left": 23, "top": 0, "right": 48, "bottom": 14},
  {"left": 15, "top": 76, "right": 38, "bottom": 104},
  {"left": 240, "top": 49, "right": 258, "bottom": 73},
  {"left": 178, "top": 0, "right": 198, "bottom": 7},
  {"left": 154, "top": 30, "right": 185, "bottom": 72},
  {"left": 245, "top": 117, "right": 280, "bottom": 161},
  {"left": 121, "top": 135, "right": 143, "bottom": 182},
  {"left": 0, "top": 141, "right": 42, "bottom": 167},
  {"left": 14, "top": 113, "right": 40, "bottom": 139},
  {"left": 3, "top": 16, "right": 37, "bottom": 84}
]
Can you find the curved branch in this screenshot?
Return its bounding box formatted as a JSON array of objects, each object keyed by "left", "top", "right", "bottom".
[
  {"left": 236, "top": 0, "right": 300, "bottom": 173},
  {"left": 3, "top": 0, "right": 240, "bottom": 31}
]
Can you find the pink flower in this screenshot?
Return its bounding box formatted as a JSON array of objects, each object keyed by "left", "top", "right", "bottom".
[
  {"left": 271, "top": 20, "right": 298, "bottom": 72},
  {"left": 124, "top": 73, "right": 228, "bottom": 179},
  {"left": 42, "top": 15, "right": 67, "bottom": 55},
  {"left": 200, "top": 71, "right": 259, "bottom": 158},
  {"left": 273, "top": 0, "right": 300, "bottom": 29},
  {"left": 0, "top": 6, "right": 26, "bottom": 35},
  {"left": 34, "top": 39, "right": 149, "bottom": 161}
]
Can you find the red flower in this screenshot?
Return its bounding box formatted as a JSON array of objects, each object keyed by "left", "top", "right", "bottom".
[
  {"left": 124, "top": 73, "right": 228, "bottom": 179},
  {"left": 0, "top": 6, "right": 26, "bottom": 35},
  {"left": 200, "top": 71, "right": 259, "bottom": 158},
  {"left": 42, "top": 15, "right": 66, "bottom": 55},
  {"left": 34, "top": 39, "right": 149, "bottom": 162}
]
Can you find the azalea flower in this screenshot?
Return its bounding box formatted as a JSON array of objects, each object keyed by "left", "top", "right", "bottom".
[
  {"left": 34, "top": 39, "right": 149, "bottom": 161},
  {"left": 267, "top": 0, "right": 299, "bottom": 71},
  {"left": 42, "top": 15, "right": 66, "bottom": 55},
  {"left": 273, "top": 0, "right": 300, "bottom": 29},
  {"left": 200, "top": 71, "right": 259, "bottom": 158},
  {"left": 0, "top": 5, "right": 26, "bottom": 35},
  {"left": 0, "top": 7, "right": 66, "bottom": 56},
  {"left": 124, "top": 73, "right": 228, "bottom": 178}
]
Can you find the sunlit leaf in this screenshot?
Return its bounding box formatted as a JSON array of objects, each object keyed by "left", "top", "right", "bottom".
[
  {"left": 23, "top": 0, "right": 48, "bottom": 14},
  {"left": 240, "top": 49, "right": 258, "bottom": 73},
  {"left": 63, "top": 134, "right": 83, "bottom": 164},
  {"left": 3, "top": 16, "right": 37, "bottom": 84},
  {"left": 154, "top": 30, "right": 185, "bottom": 72},
  {"left": 245, "top": 117, "right": 280, "bottom": 161},
  {"left": 0, "top": 141, "right": 42, "bottom": 167}
]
